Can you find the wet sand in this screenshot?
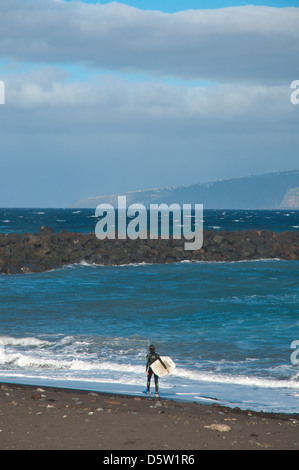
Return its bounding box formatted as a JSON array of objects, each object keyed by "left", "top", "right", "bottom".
[{"left": 0, "top": 382, "right": 298, "bottom": 450}]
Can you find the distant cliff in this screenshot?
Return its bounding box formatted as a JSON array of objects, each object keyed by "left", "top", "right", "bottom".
[
  {"left": 72, "top": 170, "right": 299, "bottom": 210},
  {"left": 279, "top": 187, "right": 299, "bottom": 209}
]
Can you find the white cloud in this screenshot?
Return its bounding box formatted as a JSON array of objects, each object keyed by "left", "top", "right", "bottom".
[
  {"left": 0, "top": 0, "right": 298, "bottom": 82},
  {"left": 4, "top": 68, "right": 292, "bottom": 127},
  {"left": 1, "top": 1, "right": 298, "bottom": 206}
]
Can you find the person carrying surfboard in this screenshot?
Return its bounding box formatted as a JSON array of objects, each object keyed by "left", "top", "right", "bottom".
[{"left": 146, "top": 345, "right": 169, "bottom": 398}]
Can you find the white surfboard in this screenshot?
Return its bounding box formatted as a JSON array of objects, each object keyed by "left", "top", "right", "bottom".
[{"left": 150, "top": 356, "right": 176, "bottom": 377}]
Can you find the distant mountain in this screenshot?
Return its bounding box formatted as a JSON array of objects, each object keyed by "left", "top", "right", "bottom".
[{"left": 72, "top": 170, "right": 299, "bottom": 210}]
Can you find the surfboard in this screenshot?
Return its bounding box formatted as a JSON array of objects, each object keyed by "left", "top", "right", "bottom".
[{"left": 150, "top": 356, "right": 176, "bottom": 377}]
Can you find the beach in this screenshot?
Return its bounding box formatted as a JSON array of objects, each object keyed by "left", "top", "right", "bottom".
[
  {"left": 1, "top": 210, "right": 299, "bottom": 450},
  {"left": 0, "top": 382, "right": 298, "bottom": 450}
]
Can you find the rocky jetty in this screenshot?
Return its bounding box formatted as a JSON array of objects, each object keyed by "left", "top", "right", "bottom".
[{"left": 0, "top": 227, "right": 298, "bottom": 274}]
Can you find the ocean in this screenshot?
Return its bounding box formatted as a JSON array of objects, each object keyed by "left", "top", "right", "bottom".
[{"left": 0, "top": 208, "right": 299, "bottom": 414}]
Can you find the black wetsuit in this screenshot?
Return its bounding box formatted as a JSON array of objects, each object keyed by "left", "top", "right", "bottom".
[{"left": 146, "top": 353, "right": 167, "bottom": 394}]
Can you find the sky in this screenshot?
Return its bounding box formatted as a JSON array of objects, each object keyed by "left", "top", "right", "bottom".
[{"left": 0, "top": 0, "right": 299, "bottom": 207}]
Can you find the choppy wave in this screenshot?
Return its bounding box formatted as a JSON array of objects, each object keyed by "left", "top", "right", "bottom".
[
  {"left": 1, "top": 334, "right": 299, "bottom": 391},
  {"left": 1, "top": 208, "right": 299, "bottom": 235},
  {"left": 30, "top": 257, "right": 296, "bottom": 276},
  {"left": 0, "top": 336, "right": 51, "bottom": 347},
  {"left": 1, "top": 256, "right": 299, "bottom": 414},
  {"left": 173, "top": 368, "right": 299, "bottom": 390}
]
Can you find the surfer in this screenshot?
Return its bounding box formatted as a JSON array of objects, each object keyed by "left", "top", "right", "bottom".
[{"left": 146, "top": 345, "right": 169, "bottom": 398}]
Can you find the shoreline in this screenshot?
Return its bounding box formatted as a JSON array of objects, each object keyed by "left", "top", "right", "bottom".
[{"left": 1, "top": 381, "right": 299, "bottom": 450}]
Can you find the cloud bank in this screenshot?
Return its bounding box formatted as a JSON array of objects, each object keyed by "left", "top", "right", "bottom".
[
  {"left": 0, "top": 0, "right": 299, "bottom": 82},
  {"left": 0, "top": 1, "right": 298, "bottom": 206}
]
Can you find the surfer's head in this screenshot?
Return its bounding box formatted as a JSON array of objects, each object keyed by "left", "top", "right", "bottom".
[{"left": 149, "top": 344, "right": 155, "bottom": 353}]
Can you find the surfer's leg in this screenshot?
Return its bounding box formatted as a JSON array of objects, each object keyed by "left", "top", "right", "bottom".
[
  {"left": 147, "top": 370, "right": 153, "bottom": 393},
  {"left": 154, "top": 374, "right": 159, "bottom": 396}
]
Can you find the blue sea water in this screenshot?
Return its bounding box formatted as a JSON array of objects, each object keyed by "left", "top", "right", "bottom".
[
  {"left": 0, "top": 208, "right": 299, "bottom": 234},
  {"left": 0, "top": 209, "right": 299, "bottom": 414}
]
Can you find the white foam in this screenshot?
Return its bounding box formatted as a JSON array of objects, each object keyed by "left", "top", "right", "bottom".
[
  {"left": 2, "top": 333, "right": 299, "bottom": 404},
  {"left": 172, "top": 368, "right": 299, "bottom": 390},
  {"left": 0, "top": 336, "right": 50, "bottom": 347},
  {"left": 2, "top": 346, "right": 298, "bottom": 392}
]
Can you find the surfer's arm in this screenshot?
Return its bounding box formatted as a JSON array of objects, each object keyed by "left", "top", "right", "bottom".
[
  {"left": 158, "top": 356, "right": 168, "bottom": 371},
  {"left": 145, "top": 355, "right": 150, "bottom": 373}
]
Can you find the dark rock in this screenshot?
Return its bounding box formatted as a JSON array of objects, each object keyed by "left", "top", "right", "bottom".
[
  {"left": 25, "top": 234, "right": 42, "bottom": 247},
  {"left": 6, "top": 265, "right": 22, "bottom": 274},
  {"left": 0, "top": 228, "right": 298, "bottom": 274},
  {"left": 31, "top": 393, "right": 42, "bottom": 400},
  {"left": 21, "top": 263, "right": 43, "bottom": 273},
  {"left": 39, "top": 226, "right": 55, "bottom": 234},
  {"left": 213, "top": 235, "right": 225, "bottom": 244}
]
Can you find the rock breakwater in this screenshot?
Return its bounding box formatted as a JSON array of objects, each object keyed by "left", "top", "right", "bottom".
[{"left": 0, "top": 227, "right": 298, "bottom": 274}]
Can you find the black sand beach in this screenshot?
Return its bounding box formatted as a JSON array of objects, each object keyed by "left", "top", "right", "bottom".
[{"left": 0, "top": 382, "right": 298, "bottom": 450}]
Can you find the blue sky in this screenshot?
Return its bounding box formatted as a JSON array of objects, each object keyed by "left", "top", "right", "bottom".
[
  {"left": 0, "top": 0, "right": 299, "bottom": 207},
  {"left": 65, "top": 0, "right": 299, "bottom": 10}
]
